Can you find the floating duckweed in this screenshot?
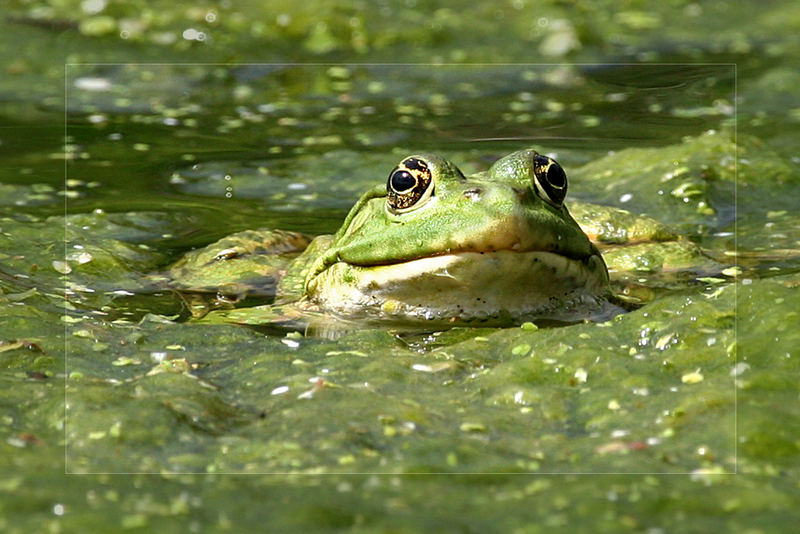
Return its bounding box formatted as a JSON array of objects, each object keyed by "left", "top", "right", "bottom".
[
  {"left": 730, "top": 362, "right": 750, "bottom": 377},
  {"left": 321, "top": 107, "right": 344, "bottom": 121},
  {"left": 337, "top": 454, "right": 356, "bottom": 465},
  {"left": 324, "top": 350, "right": 367, "bottom": 357},
  {"left": 511, "top": 343, "right": 531, "bottom": 356},
  {"left": 66, "top": 252, "right": 93, "bottom": 265},
  {"left": 459, "top": 422, "right": 486, "bottom": 433},
  {"left": 120, "top": 515, "right": 148, "bottom": 529},
  {"left": 367, "top": 81, "right": 385, "bottom": 94},
  {"left": 681, "top": 369, "right": 704, "bottom": 384},
  {"left": 395, "top": 104, "right": 419, "bottom": 115},
  {"left": 132, "top": 143, "right": 150, "bottom": 152},
  {"left": 219, "top": 118, "right": 244, "bottom": 130},
  {"left": 574, "top": 368, "right": 588, "bottom": 383},
  {"left": 301, "top": 135, "right": 343, "bottom": 146},
  {"left": 655, "top": 333, "right": 675, "bottom": 350},
  {"left": 429, "top": 93, "right": 449, "bottom": 106},
  {"left": 608, "top": 399, "right": 621, "bottom": 411},
  {"left": 52, "top": 261, "right": 72, "bottom": 274},
  {"left": 233, "top": 85, "right": 253, "bottom": 100},
  {"left": 111, "top": 356, "right": 141, "bottom": 366},
  {"left": 538, "top": 19, "right": 580, "bottom": 57},
  {"left": 79, "top": 16, "right": 117, "bottom": 36},
  {"left": 544, "top": 100, "right": 565, "bottom": 112},
  {"left": 614, "top": 10, "right": 662, "bottom": 30},
  {"left": 509, "top": 101, "right": 534, "bottom": 112},
  {"left": 411, "top": 362, "right": 455, "bottom": 373},
  {"left": 722, "top": 266, "right": 742, "bottom": 277},
  {"left": 581, "top": 115, "right": 600, "bottom": 127},
  {"left": 109, "top": 421, "right": 122, "bottom": 438},
  {"left": 690, "top": 465, "right": 728, "bottom": 482},
  {"left": 696, "top": 445, "right": 712, "bottom": 457},
  {"left": 521, "top": 322, "right": 538, "bottom": 331},
  {"left": 326, "top": 66, "right": 351, "bottom": 79}
]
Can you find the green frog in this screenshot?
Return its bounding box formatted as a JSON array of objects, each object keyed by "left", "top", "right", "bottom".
[{"left": 168, "top": 148, "right": 716, "bottom": 328}]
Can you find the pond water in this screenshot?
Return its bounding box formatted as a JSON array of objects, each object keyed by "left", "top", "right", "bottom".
[{"left": 2, "top": 3, "right": 800, "bottom": 533}]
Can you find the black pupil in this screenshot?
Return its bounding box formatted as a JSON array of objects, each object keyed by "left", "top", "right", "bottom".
[
  {"left": 546, "top": 163, "right": 565, "bottom": 188},
  {"left": 391, "top": 170, "right": 416, "bottom": 192}
]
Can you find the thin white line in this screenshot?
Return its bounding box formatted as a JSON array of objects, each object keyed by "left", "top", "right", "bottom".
[
  {"left": 63, "top": 62, "right": 738, "bottom": 66},
  {"left": 63, "top": 62, "right": 69, "bottom": 475},
  {"left": 733, "top": 62, "right": 738, "bottom": 475},
  {"left": 66, "top": 471, "right": 737, "bottom": 476},
  {"left": 61, "top": 62, "right": 738, "bottom": 476}
]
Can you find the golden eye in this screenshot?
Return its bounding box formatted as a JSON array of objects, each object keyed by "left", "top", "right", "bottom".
[
  {"left": 386, "top": 157, "right": 434, "bottom": 212},
  {"left": 532, "top": 153, "right": 567, "bottom": 206}
]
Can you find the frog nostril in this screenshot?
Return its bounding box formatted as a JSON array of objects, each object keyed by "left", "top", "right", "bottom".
[{"left": 463, "top": 187, "right": 482, "bottom": 200}]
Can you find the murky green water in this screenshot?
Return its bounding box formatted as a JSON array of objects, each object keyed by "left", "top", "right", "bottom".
[{"left": 2, "top": 1, "right": 800, "bottom": 532}]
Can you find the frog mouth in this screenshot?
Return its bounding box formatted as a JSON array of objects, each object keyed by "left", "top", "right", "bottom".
[
  {"left": 304, "top": 249, "right": 610, "bottom": 321},
  {"left": 333, "top": 249, "right": 606, "bottom": 285}
]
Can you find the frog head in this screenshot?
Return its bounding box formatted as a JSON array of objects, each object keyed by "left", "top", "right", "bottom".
[{"left": 303, "top": 148, "right": 609, "bottom": 323}]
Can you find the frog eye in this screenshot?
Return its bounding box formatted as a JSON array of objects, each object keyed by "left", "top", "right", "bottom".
[
  {"left": 532, "top": 154, "right": 567, "bottom": 206},
  {"left": 386, "top": 157, "right": 434, "bottom": 212}
]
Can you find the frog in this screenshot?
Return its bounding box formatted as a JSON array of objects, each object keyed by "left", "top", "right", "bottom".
[{"left": 166, "top": 148, "right": 717, "bottom": 330}]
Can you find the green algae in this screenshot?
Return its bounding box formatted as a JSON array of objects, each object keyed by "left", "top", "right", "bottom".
[{"left": 1, "top": 1, "right": 800, "bottom": 532}]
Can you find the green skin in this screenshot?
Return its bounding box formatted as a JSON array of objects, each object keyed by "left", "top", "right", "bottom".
[{"left": 168, "top": 148, "right": 714, "bottom": 326}]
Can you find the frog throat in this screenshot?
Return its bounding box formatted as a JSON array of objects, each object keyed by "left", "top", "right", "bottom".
[{"left": 303, "top": 250, "right": 609, "bottom": 322}]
